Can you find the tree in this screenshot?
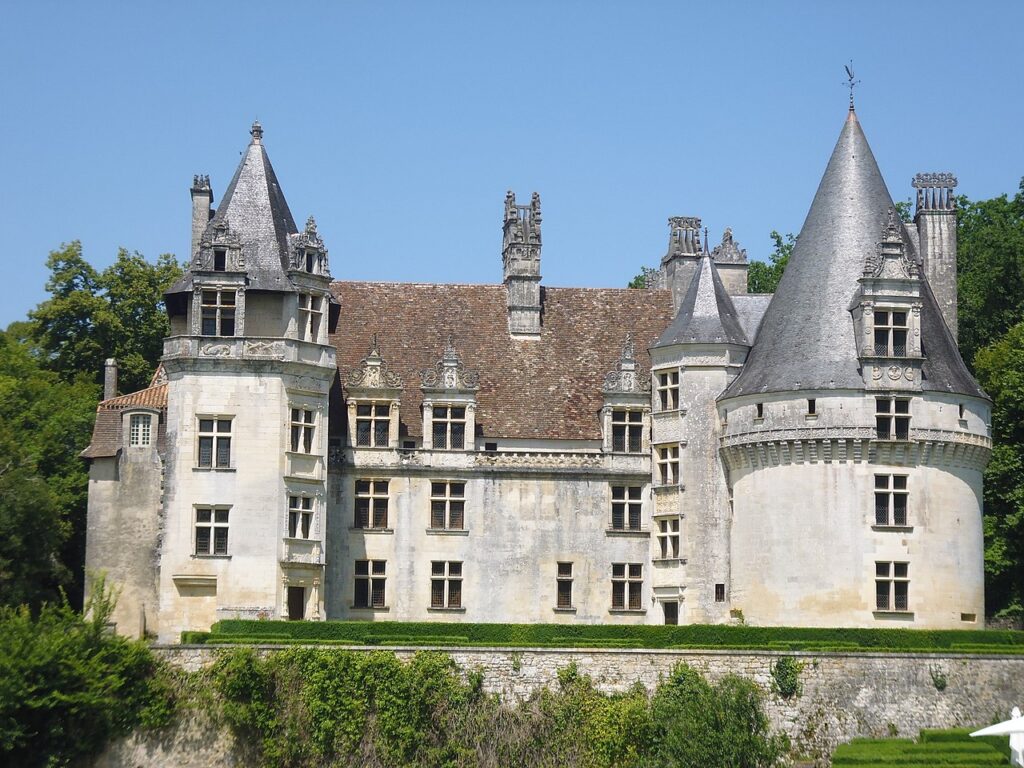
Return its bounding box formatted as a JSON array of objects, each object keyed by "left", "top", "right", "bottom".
[
  {"left": 30, "top": 243, "right": 180, "bottom": 393},
  {"left": 747, "top": 231, "right": 795, "bottom": 294},
  {"left": 956, "top": 181, "right": 1024, "bottom": 368},
  {"left": 627, "top": 266, "right": 658, "bottom": 289}
]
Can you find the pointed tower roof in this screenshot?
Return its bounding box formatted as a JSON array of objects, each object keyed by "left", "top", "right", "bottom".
[
  {"left": 654, "top": 248, "right": 748, "bottom": 347},
  {"left": 206, "top": 121, "right": 299, "bottom": 290},
  {"left": 722, "top": 110, "right": 984, "bottom": 399}
]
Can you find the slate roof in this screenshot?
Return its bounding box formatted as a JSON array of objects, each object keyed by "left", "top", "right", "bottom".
[
  {"left": 331, "top": 282, "right": 675, "bottom": 440},
  {"left": 654, "top": 253, "right": 749, "bottom": 347},
  {"left": 722, "top": 110, "right": 985, "bottom": 400},
  {"left": 169, "top": 123, "right": 299, "bottom": 295}
]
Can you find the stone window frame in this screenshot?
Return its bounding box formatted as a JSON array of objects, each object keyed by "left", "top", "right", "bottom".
[
  {"left": 427, "top": 404, "right": 468, "bottom": 451},
  {"left": 199, "top": 287, "right": 237, "bottom": 337},
  {"left": 873, "top": 474, "right": 909, "bottom": 528},
  {"left": 655, "top": 370, "right": 680, "bottom": 412},
  {"left": 874, "top": 561, "right": 910, "bottom": 613},
  {"left": 355, "top": 402, "right": 392, "bottom": 448},
  {"left": 429, "top": 480, "right": 466, "bottom": 531},
  {"left": 656, "top": 517, "right": 680, "bottom": 559},
  {"left": 122, "top": 408, "right": 159, "bottom": 449},
  {"left": 289, "top": 406, "right": 317, "bottom": 454},
  {"left": 128, "top": 413, "right": 152, "bottom": 447},
  {"left": 287, "top": 494, "right": 315, "bottom": 540},
  {"left": 655, "top": 443, "right": 680, "bottom": 486},
  {"left": 347, "top": 395, "right": 400, "bottom": 450},
  {"left": 297, "top": 292, "right": 325, "bottom": 343},
  {"left": 609, "top": 485, "right": 644, "bottom": 532},
  {"left": 353, "top": 559, "right": 387, "bottom": 609},
  {"left": 875, "top": 397, "right": 911, "bottom": 440},
  {"left": 873, "top": 309, "right": 910, "bottom": 357},
  {"left": 611, "top": 562, "right": 643, "bottom": 612},
  {"left": 556, "top": 562, "right": 574, "bottom": 610},
  {"left": 610, "top": 409, "right": 644, "bottom": 453},
  {"left": 197, "top": 415, "right": 233, "bottom": 469},
  {"left": 194, "top": 505, "right": 230, "bottom": 557},
  {"left": 353, "top": 479, "right": 390, "bottom": 531},
  {"left": 430, "top": 560, "right": 463, "bottom": 610}
]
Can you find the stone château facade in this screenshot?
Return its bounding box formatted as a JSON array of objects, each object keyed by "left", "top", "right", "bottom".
[{"left": 83, "top": 107, "right": 991, "bottom": 642}]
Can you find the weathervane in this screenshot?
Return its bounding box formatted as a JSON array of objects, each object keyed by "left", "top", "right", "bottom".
[{"left": 843, "top": 61, "right": 860, "bottom": 111}]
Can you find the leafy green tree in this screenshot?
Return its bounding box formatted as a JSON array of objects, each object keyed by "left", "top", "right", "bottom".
[
  {"left": 747, "top": 231, "right": 795, "bottom": 294},
  {"left": 956, "top": 181, "right": 1024, "bottom": 368},
  {"left": 628, "top": 265, "right": 659, "bottom": 289},
  {"left": 30, "top": 242, "right": 180, "bottom": 393},
  {"left": 974, "top": 321, "right": 1024, "bottom": 617}
]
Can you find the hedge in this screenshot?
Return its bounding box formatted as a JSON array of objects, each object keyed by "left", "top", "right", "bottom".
[
  {"left": 832, "top": 729, "right": 1011, "bottom": 767},
  {"left": 181, "top": 620, "right": 1024, "bottom": 653}
]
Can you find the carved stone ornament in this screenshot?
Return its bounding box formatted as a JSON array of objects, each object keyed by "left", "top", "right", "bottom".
[
  {"left": 421, "top": 336, "right": 480, "bottom": 390},
  {"left": 864, "top": 208, "right": 918, "bottom": 279},
  {"left": 195, "top": 218, "right": 243, "bottom": 269},
  {"left": 602, "top": 333, "right": 651, "bottom": 394},
  {"left": 502, "top": 190, "right": 542, "bottom": 264},
  {"left": 664, "top": 216, "right": 702, "bottom": 260},
  {"left": 289, "top": 215, "right": 330, "bottom": 275},
  {"left": 710, "top": 227, "right": 748, "bottom": 264},
  {"left": 244, "top": 340, "right": 285, "bottom": 360},
  {"left": 346, "top": 335, "right": 403, "bottom": 389},
  {"left": 200, "top": 343, "right": 233, "bottom": 357}
]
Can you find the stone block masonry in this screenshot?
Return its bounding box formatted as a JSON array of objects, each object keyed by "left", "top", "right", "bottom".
[{"left": 121, "top": 645, "right": 1023, "bottom": 766}]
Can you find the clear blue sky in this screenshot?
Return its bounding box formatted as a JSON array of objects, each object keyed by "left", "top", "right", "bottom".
[{"left": 2, "top": 1, "right": 1022, "bottom": 327}]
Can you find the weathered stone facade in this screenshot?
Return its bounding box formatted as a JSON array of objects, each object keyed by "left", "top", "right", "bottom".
[
  {"left": 82, "top": 107, "right": 990, "bottom": 642},
  {"left": 92, "top": 646, "right": 1024, "bottom": 766}
]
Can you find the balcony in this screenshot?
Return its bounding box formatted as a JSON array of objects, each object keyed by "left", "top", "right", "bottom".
[{"left": 163, "top": 335, "right": 336, "bottom": 369}]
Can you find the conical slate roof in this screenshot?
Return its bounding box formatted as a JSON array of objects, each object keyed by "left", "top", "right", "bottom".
[
  {"left": 654, "top": 251, "right": 748, "bottom": 347},
  {"left": 169, "top": 122, "right": 299, "bottom": 294},
  {"left": 722, "top": 110, "right": 984, "bottom": 400}
]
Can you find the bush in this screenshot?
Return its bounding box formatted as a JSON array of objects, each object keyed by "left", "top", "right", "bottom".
[{"left": 0, "top": 577, "right": 177, "bottom": 767}]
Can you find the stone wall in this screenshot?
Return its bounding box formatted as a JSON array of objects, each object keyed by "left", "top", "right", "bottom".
[{"left": 95, "top": 646, "right": 1024, "bottom": 766}]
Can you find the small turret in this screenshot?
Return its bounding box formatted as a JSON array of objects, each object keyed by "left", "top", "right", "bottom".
[{"left": 502, "top": 190, "right": 543, "bottom": 337}]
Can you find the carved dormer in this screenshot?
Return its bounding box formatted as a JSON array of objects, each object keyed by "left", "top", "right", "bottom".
[
  {"left": 854, "top": 208, "right": 924, "bottom": 391},
  {"left": 600, "top": 334, "right": 651, "bottom": 454},
  {"left": 289, "top": 216, "right": 330, "bottom": 279},
  {"left": 502, "top": 191, "right": 543, "bottom": 337},
  {"left": 345, "top": 336, "right": 403, "bottom": 449},
  {"left": 421, "top": 336, "right": 479, "bottom": 450},
  {"left": 195, "top": 218, "right": 244, "bottom": 274}
]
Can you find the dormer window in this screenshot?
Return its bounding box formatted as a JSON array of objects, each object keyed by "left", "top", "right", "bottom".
[
  {"left": 431, "top": 406, "right": 466, "bottom": 450},
  {"left": 305, "top": 250, "right": 316, "bottom": 273},
  {"left": 356, "top": 403, "right": 390, "bottom": 447},
  {"left": 213, "top": 249, "right": 226, "bottom": 272},
  {"left": 611, "top": 409, "right": 643, "bottom": 453},
  {"left": 201, "top": 290, "right": 236, "bottom": 336},
  {"left": 129, "top": 414, "right": 152, "bottom": 447},
  {"left": 874, "top": 311, "right": 908, "bottom": 356}
]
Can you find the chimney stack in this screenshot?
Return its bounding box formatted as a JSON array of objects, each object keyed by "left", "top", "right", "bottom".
[
  {"left": 913, "top": 172, "right": 958, "bottom": 339},
  {"left": 103, "top": 358, "right": 118, "bottom": 400},
  {"left": 502, "top": 190, "right": 543, "bottom": 337},
  {"left": 190, "top": 175, "right": 214, "bottom": 261}
]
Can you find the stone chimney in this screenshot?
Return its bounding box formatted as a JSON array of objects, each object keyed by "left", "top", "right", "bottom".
[
  {"left": 190, "top": 174, "right": 214, "bottom": 261},
  {"left": 660, "top": 216, "right": 702, "bottom": 311},
  {"left": 502, "top": 190, "right": 543, "bottom": 337},
  {"left": 103, "top": 358, "right": 118, "bottom": 400},
  {"left": 913, "top": 172, "right": 958, "bottom": 339}
]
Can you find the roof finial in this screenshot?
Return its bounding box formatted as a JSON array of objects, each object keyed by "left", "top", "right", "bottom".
[
  {"left": 843, "top": 61, "right": 860, "bottom": 113},
  {"left": 703, "top": 227, "right": 710, "bottom": 255},
  {"left": 250, "top": 120, "right": 263, "bottom": 143}
]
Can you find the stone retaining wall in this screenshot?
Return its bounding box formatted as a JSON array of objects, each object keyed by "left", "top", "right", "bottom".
[{"left": 95, "top": 645, "right": 1024, "bottom": 766}]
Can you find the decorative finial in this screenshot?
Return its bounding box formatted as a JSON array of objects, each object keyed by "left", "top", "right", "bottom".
[
  {"left": 843, "top": 61, "right": 860, "bottom": 112},
  {"left": 250, "top": 120, "right": 263, "bottom": 143},
  {"left": 703, "top": 227, "right": 710, "bottom": 255}
]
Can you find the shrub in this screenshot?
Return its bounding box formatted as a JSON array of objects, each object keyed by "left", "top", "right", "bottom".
[{"left": 770, "top": 657, "right": 805, "bottom": 699}]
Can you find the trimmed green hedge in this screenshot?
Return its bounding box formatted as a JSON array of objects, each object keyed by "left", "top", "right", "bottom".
[
  {"left": 182, "top": 620, "right": 1024, "bottom": 653},
  {"left": 832, "top": 730, "right": 1011, "bottom": 767}
]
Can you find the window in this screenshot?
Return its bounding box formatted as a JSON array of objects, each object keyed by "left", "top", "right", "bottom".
[
  {"left": 611, "top": 409, "right": 644, "bottom": 452},
  {"left": 431, "top": 561, "right": 462, "bottom": 608},
  {"left": 198, "top": 418, "right": 232, "bottom": 468},
  {"left": 611, "top": 485, "right": 642, "bottom": 531},
  {"left": 874, "top": 310, "right": 908, "bottom": 357},
  {"left": 298, "top": 294, "right": 323, "bottom": 342},
  {"left": 288, "top": 495, "right": 313, "bottom": 539},
  {"left": 213, "top": 249, "right": 226, "bottom": 272},
  {"left": 656, "top": 444, "right": 680, "bottom": 485},
  {"left": 430, "top": 481, "right": 465, "bottom": 530},
  {"left": 195, "top": 507, "right": 229, "bottom": 555},
  {"left": 715, "top": 583, "right": 726, "bottom": 602},
  {"left": 657, "top": 518, "right": 680, "bottom": 558},
  {"left": 807, "top": 398, "right": 816, "bottom": 415},
  {"left": 874, "top": 475, "right": 908, "bottom": 526},
  {"left": 305, "top": 250, "right": 316, "bottom": 274},
  {"left": 354, "top": 480, "right": 389, "bottom": 529},
  {"left": 354, "top": 560, "right": 386, "bottom": 608},
  {"left": 356, "top": 403, "right": 390, "bottom": 447},
  {"left": 200, "top": 289, "right": 236, "bottom": 336},
  {"left": 755, "top": 402, "right": 764, "bottom": 419},
  {"left": 129, "top": 414, "right": 152, "bottom": 447},
  {"left": 556, "top": 562, "right": 573, "bottom": 609},
  {"left": 875, "top": 561, "right": 909, "bottom": 611},
  {"left": 657, "top": 371, "right": 679, "bottom": 411},
  {"left": 432, "top": 406, "right": 466, "bottom": 450},
  {"left": 876, "top": 398, "right": 911, "bottom": 440},
  {"left": 290, "top": 408, "right": 315, "bottom": 453},
  {"left": 612, "top": 563, "right": 643, "bottom": 610}
]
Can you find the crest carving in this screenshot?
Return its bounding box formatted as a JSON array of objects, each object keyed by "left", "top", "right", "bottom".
[
  {"left": 864, "top": 208, "right": 918, "bottom": 279},
  {"left": 346, "top": 336, "right": 403, "bottom": 389},
  {"left": 421, "top": 336, "right": 479, "bottom": 390},
  {"left": 603, "top": 334, "right": 651, "bottom": 394}
]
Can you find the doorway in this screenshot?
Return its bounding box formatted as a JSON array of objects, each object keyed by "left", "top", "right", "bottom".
[
  {"left": 287, "top": 586, "right": 306, "bottom": 621},
  {"left": 663, "top": 600, "right": 678, "bottom": 625}
]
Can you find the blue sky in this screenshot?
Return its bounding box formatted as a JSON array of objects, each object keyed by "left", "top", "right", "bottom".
[{"left": 1, "top": 1, "right": 1022, "bottom": 327}]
